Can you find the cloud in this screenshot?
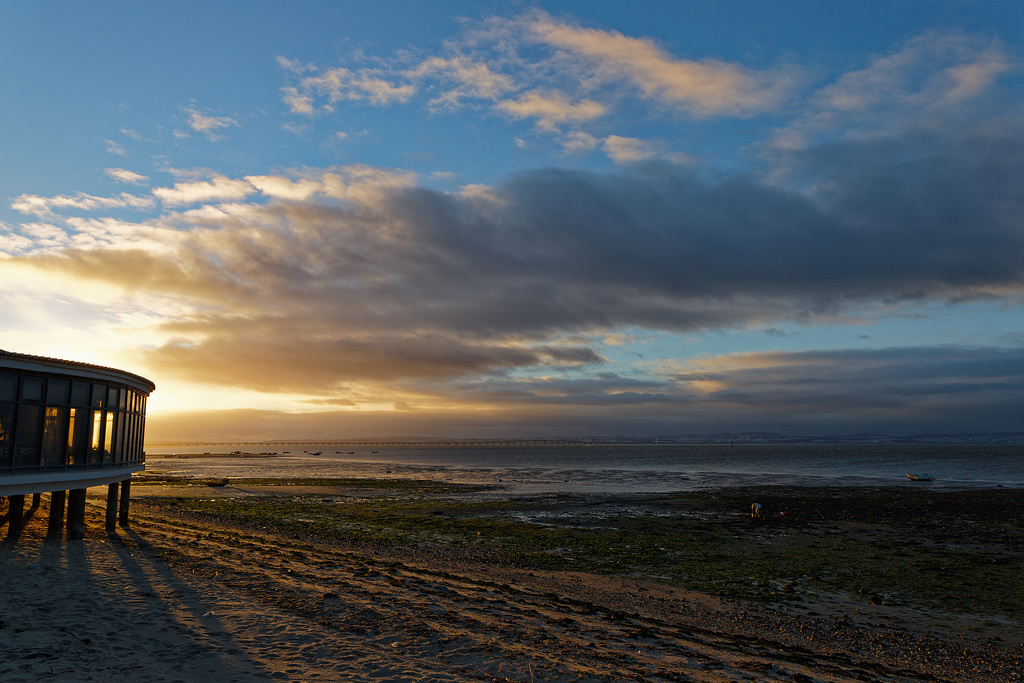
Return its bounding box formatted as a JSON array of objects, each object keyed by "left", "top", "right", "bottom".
[
  {"left": 138, "top": 325, "right": 604, "bottom": 394},
  {"left": 276, "top": 8, "right": 798, "bottom": 143},
  {"left": 102, "top": 139, "right": 126, "bottom": 156},
  {"left": 142, "top": 344, "right": 1024, "bottom": 439},
  {"left": 940, "top": 46, "right": 1011, "bottom": 104},
  {"left": 408, "top": 55, "right": 515, "bottom": 109},
  {"left": 11, "top": 192, "right": 154, "bottom": 217},
  {"left": 496, "top": 90, "right": 606, "bottom": 130},
  {"left": 281, "top": 86, "right": 315, "bottom": 115},
  {"left": 286, "top": 66, "right": 416, "bottom": 112},
  {"left": 152, "top": 174, "right": 256, "bottom": 206},
  {"left": 105, "top": 168, "right": 150, "bottom": 184},
  {"left": 120, "top": 127, "right": 153, "bottom": 142},
  {"left": 558, "top": 131, "right": 600, "bottom": 155},
  {"left": 12, "top": 102, "right": 1022, "bottom": 404},
  {"left": 6, "top": 24, "right": 1023, "bottom": 436},
  {"left": 276, "top": 55, "right": 311, "bottom": 75},
  {"left": 244, "top": 174, "right": 322, "bottom": 201},
  {"left": 245, "top": 165, "right": 418, "bottom": 203},
  {"left": 819, "top": 33, "right": 1011, "bottom": 114},
  {"left": 0, "top": 222, "right": 55, "bottom": 255},
  {"left": 671, "top": 346, "right": 1024, "bottom": 433},
  {"left": 526, "top": 12, "right": 796, "bottom": 116},
  {"left": 184, "top": 105, "right": 238, "bottom": 140},
  {"left": 772, "top": 33, "right": 1015, "bottom": 154},
  {"left": 601, "top": 135, "right": 659, "bottom": 163}
]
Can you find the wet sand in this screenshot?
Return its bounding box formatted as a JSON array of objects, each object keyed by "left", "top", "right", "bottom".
[{"left": 0, "top": 484, "right": 1021, "bottom": 682}]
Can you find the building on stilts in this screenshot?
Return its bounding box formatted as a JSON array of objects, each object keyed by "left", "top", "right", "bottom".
[{"left": 0, "top": 349, "right": 154, "bottom": 540}]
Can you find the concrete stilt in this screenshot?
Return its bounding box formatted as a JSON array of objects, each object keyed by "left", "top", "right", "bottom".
[
  {"left": 67, "top": 488, "right": 87, "bottom": 540},
  {"left": 118, "top": 479, "right": 132, "bottom": 527},
  {"left": 6, "top": 494, "right": 25, "bottom": 541},
  {"left": 47, "top": 490, "right": 66, "bottom": 538},
  {"left": 105, "top": 483, "right": 119, "bottom": 532}
]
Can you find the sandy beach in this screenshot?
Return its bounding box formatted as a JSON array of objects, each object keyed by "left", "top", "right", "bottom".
[{"left": 1, "top": 481, "right": 1021, "bottom": 682}]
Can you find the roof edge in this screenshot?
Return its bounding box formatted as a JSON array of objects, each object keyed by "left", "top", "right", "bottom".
[{"left": 0, "top": 349, "right": 156, "bottom": 393}]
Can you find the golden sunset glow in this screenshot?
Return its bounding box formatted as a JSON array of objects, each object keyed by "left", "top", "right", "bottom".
[{"left": 2, "top": 4, "right": 1022, "bottom": 441}]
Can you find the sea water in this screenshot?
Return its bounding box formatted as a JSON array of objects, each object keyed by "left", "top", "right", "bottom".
[{"left": 143, "top": 443, "right": 1024, "bottom": 494}]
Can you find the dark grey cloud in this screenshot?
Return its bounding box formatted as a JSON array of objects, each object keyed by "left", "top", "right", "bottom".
[
  {"left": 167, "top": 120, "right": 1021, "bottom": 339},
  {"left": 673, "top": 346, "right": 1024, "bottom": 433}
]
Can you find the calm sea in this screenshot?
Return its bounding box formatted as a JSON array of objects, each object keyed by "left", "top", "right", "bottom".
[{"left": 144, "top": 443, "right": 1024, "bottom": 494}]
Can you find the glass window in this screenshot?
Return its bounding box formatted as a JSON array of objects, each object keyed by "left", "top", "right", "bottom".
[
  {"left": 89, "top": 410, "right": 103, "bottom": 465},
  {"left": 46, "top": 378, "right": 70, "bottom": 405},
  {"left": 138, "top": 411, "right": 147, "bottom": 460},
  {"left": 71, "top": 381, "right": 91, "bottom": 406},
  {"left": 21, "top": 377, "right": 44, "bottom": 402},
  {"left": 119, "top": 387, "right": 127, "bottom": 410},
  {"left": 129, "top": 414, "right": 140, "bottom": 461},
  {"left": 67, "top": 407, "right": 89, "bottom": 466},
  {"left": 107, "top": 386, "right": 119, "bottom": 409},
  {"left": 41, "top": 407, "right": 67, "bottom": 467},
  {"left": 0, "top": 402, "right": 14, "bottom": 467},
  {"left": 14, "top": 404, "right": 42, "bottom": 469},
  {"left": 0, "top": 373, "right": 16, "bottom": 401},
  {"left": 91, "top": 384, "right": 106, "bottom": 410},
  {"left": 103, "top": 412, "right": 114, "bottom": 463},
  {"left": 115, "top": 410, "right": 126, "bottom": 462}
]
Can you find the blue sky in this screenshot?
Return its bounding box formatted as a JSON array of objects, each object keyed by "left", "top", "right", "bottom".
[{"left": 1, "top": 2, "right": 1022, "bottom": 440}]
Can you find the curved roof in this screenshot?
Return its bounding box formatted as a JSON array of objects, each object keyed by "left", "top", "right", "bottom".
[{"left": 0, "top": 349, "right": 156, "bottom": 394}]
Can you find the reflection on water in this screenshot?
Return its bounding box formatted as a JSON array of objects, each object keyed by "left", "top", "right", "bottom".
[{"left": 143, "top": 444, "right": 1024, "bottom": 494}]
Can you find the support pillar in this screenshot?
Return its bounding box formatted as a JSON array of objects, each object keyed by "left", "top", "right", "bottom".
[
  {"left": 105, "top": 483, "right": 119, "bottom": 532},
  {"left": 118, "top": 479, "right": 132, "bottom": 527},
  {"left": 47, "top": 490, "right": 66, "bottom": 538},
  {"left": 67, "top": 488, "right": 87, "bottom": 540},
  {"left": 5, "top": 494, "right": 25, "bottom": 541},
  {"left": 31, "top": 492, "right": 41, "bottom": 508}
]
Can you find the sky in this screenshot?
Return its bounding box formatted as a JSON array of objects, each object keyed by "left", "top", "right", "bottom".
[{"left": 1, "top": 1, "right": 1023, "bottom": 441}]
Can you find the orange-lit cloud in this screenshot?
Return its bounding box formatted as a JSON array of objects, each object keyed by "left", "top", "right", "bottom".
[
  {"left": 408, "top": 56, "right": 516, "bottom": 109},
  {"left": 496, "top": 90, "right": 606, "bottom": 130},
  {"left": 276, "top": 8, "right": 800, "bottom": 153},
  {"left": 526, "top": 13, "right": 796, "bottom": 116}
]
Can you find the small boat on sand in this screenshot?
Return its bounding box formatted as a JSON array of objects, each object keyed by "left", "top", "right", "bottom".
[{"left": 907, "top": 473, "right": 935, "bottom": 481}]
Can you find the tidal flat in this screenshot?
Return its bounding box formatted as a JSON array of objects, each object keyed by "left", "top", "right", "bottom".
[
  {"left": 133, "top": 478, "right": 1023, "bottom": 628},
  {"left": 2, "top": 480, "right": 1021, "bottom": 681}
]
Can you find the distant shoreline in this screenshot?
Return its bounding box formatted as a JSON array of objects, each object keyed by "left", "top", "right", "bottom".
[{"left": 147, "top": 432, "right": 1024, "bottom": 447}]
